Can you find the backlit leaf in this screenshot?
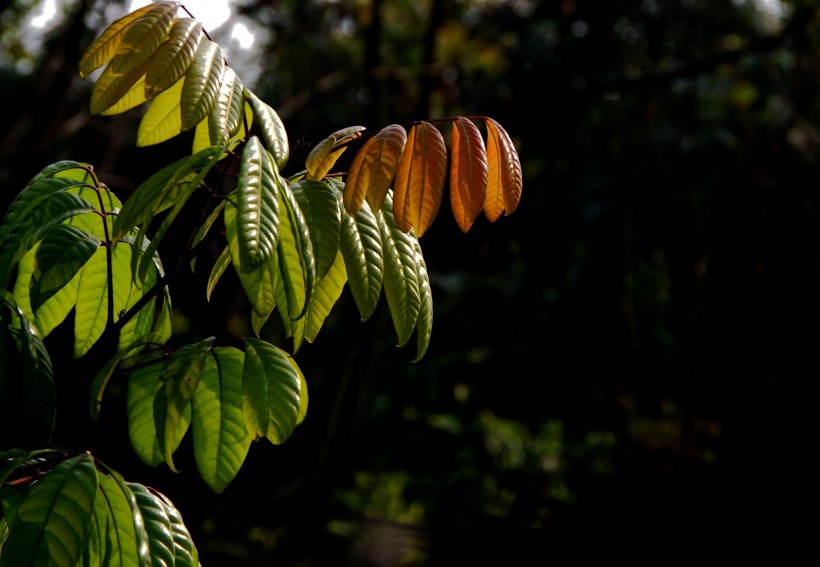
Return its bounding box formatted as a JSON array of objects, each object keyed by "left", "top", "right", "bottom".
[
  {"left": 0, "top": 453, "right": 97, "bottom": 567},
  {"left": 158, "top": 338, "right": 215, "bottom": 472},
  {"left": 305, "top": 126, "right": 365, "bottom": 181},
  {"left": 137, "top": 76, "right": 184, "bottom": 147},
  {"left": 345, "top": 124, "right": 407, "bottom": 215},
  {"left": 95, "top": 472, "right": 151, "bottom": 567},
  {"left": 144, "top": 17, "right": 202, "bottom": 98},
  {"left": 90, "top": 56, "right": 153, "bottom": 116},
  {"left": 483, "top": 117, "right": 522, "bottom": 220},
  {"left": 449, "top": 117, "right": 488, "bottom": 232},
  {"left": 78, "top": 1, "right": 171, "bottom": 77},
  {"left": 393, "top": 121, "right": 447, "bottom": 237},
  {"left": 109, "top": 1, "right": 178, "bottom": 75},
  {"left": 30, "top": 225, "right": 100, "bottom": 312},
  {"left": 191, "top": 348, "right": 252, "bottom": 493},
  {"left": 290, "top": 179, "right": 341, "bottom": 280},
  {"left": 242, "top": 338, "right": 303, "bottom": 444},
  {"left": 305, "top": 249, "right": 346, "bottom": 342}
]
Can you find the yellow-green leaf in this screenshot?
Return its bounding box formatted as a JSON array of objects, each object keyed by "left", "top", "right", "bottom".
[
  {"left": 449, "top": 116, "right": 488, "bottom": 232},
  {"left": 109, "top": 1, "right": 179, "bottom": 75},
  {"left": 305, "top": 126, "right": 365, "bottom": 181},
  {"left": 344, "top": 124, "right": 407, "bottom": 216},
  {"left": 78, "top": 1, "right": 174, "bottom": 77},
  {"left": 483, "top": 117, "right": 522, "bottom": 220},
  {"left": 137, "top": 76, "right": 184, "bottom": 147},
  {"left": 90, "top": 56, "right": 153, "bottom": 116},
  {"left": 144, "top": 17, "right": 203, "bottom": 98},
  {"left": 392, "top": 121, "right": 447, "bottom": 237}
]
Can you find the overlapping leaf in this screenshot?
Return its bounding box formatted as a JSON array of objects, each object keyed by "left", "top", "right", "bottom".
[
  {"left": 333, "top": 178, "right": 384, "bottom": 322},
  {"left": 378, "top": 192, "right": 422, "bottom": 348},
  {"left": 344, "top": 124, "right": 407, "bottom": 215},
  {"left": 78, "top": 2, "right": 177, "bottom": 77},
  {"left": 191, "top": 347, "right": 252, "bottom": 493},
  {"left": 242, "top": 338, "right": 304, "bottom": 444},
  {"left": 393, "top": 121, "right": 447, "bottom": 236},
  {"left": 449, "top": 116, "right": 488, "bottom": 233},
  {"left": 236, "top": 137, "right": 281, "bottom": 267},
  {"left": 246, "top": 90, "right": 289, "bottom": 169},
  {"left": 144, "top": 17, "right": 202, "bottom": 98},
  {"left": 0, "top": 453, "right": 97, "bottom": 567},
  {"left": 181, "top": 39, "right": 224, "bottom": 131},
  {"left": 305, "top": 126, "right": 365, "bottom": 181},
  {"left": 109, "top": 1, "right": 178, "bottom": 75}
]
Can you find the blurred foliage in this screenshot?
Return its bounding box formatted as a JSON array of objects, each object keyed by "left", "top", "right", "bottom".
[{"left": 1, "top": 0, "right": 816, "bottom": 564}]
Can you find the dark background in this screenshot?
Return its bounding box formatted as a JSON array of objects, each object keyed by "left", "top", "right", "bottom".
[{"left": 1, "top": 0, "right": 816, "bottom": 564}]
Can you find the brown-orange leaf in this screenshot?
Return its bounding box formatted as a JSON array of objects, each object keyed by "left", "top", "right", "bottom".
[
  {"left": 483, "top": 117, "right": 522, "bottom": 221},
  {"left": 345, "top": 124, "right": 407, "bottom": 216},
  {"left": 393, "top": 122, "right": 447, "bottom": 237},
  {"left": 450, "top": 117, "right": 488, "bottom": 233}
]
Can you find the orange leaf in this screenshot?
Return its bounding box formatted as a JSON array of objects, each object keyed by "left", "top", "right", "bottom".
[
  {"left": 483, "top": 117, "right": 522, "bottom": 221},
  {"left": 449, "top": 117, "right": 488, "bottom": 233},
  {"left": 345, "top": 124, "right": 407, "bottom": 216},
  {"left": 393, "top": 122, "right": 447, "bottom": 237}
]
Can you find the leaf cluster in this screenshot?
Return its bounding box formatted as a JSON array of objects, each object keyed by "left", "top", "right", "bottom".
[{"left": 1, "top": 1, "right": 523, "bottom": 563}]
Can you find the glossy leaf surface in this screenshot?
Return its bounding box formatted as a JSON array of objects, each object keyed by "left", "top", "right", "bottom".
[{"left": 393, "top": 121, "right": 447, "bottom": 237}]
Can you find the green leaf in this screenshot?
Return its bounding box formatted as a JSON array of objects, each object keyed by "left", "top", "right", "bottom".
[
  {"left": 411, "top": 237, "right": 433, "bottom": 362},
  {"left": 95, "top": 471, "right": 151, "bottom": 567},
  {"left": 246, "top": 89, "right": 289, "bottom": 169},
  {"left": 334, "top": 179, "right": 384, "bottom": 322},
  {"left": 125, "top": 356, "right": 168, "bottom": 467},
  {"left": 277, "top": 178, "right": 316, "bottom": 324},
  {"left": 208, "top": 66, "right": 244, "bottom": 145},
  {"left": 290, "top": 179, "right": 342, "bottom": 280},
  {"left": 30, "top": 225, "right": 100, "bottom": 312},
  {"left": 305, "top": 249, "right": 347, "bottom": 343},
  {"left": 0, "top": 290, "right": 56, "bottom": 446},
  {"left": 192, "top": 348, "right": 252, "bottom": 493},
  {"left": 90, "top": 332, "right": 169, "bottom": 422},
  {"left": 0, "top": 177, "right": 94, "bottom": 288},
  {"left": 378, "top": 192, "right": 421, "bottom": 347},
  {"left": 127, "top": 483, "right": 176, "bottom": 566},
  {"left": 144, "top": 17, "right": 203, "bottom": 98},
  {"left": 206, "top": 244, "right": 231, "bottom": 302},
  {"left": 0, "top": 453, "right": 97, "bottom": 567},
  {"left": 242, "top": 338, "right": 303, "bottom": 444},
  {"left": 181, "top": 39, "right": 225, "bottom": 131},
  {"left": 225, "top": 201, "right": 278, "bottom": 319},
  {"left": 155, "top": 491, "right": 198, "bottom": 566},
  {"left": 12, "top": 243, "right": 80, "bottom": 338},
  {"left": 158, "top": 338, "right": 215, "bottom": 471},
  {"left": 237, "top": 136, "right": 281, "bottom": 267}
]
